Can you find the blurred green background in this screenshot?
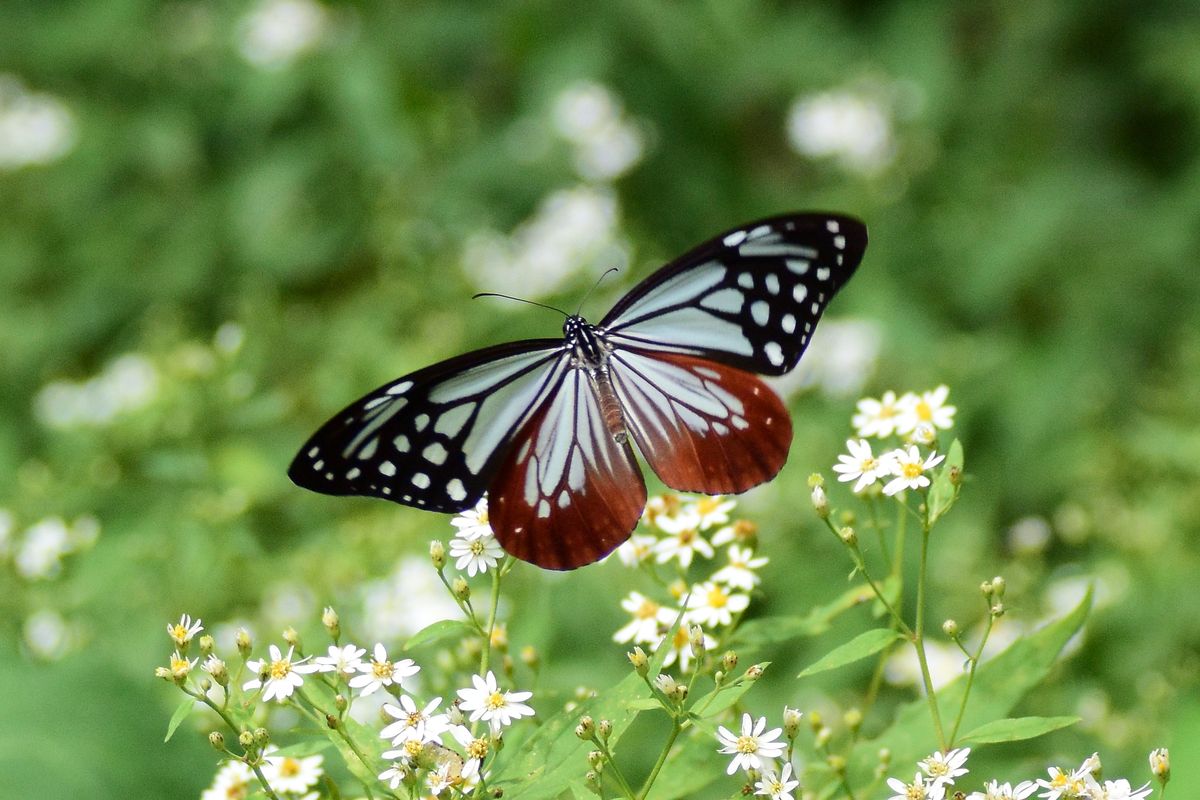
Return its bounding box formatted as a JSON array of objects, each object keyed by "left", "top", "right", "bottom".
[{"left": 2, "top": 0, "right": 1199, "bottom": 796}]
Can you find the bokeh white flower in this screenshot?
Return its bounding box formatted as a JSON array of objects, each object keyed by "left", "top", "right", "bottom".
[
  {"left": 236, "top": 0, "right": 328, "bottom": 69},
  {"left": 0, "top": 75, "right": 76, "bottom": 170},
  {"left": 787, "top": 88, "right": 895, "bottom": 175}
]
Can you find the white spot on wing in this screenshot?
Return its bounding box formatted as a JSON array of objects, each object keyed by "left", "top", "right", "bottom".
[
  {"left": 414, "top": 414, "right": 429, "bottom": 431},
  {"left": 750, "top": 300, "right": 770, "bottom": 327},
  {"left": 737, "top": 273, "right": 754, "bottom": 289},
  {"left": 816, "top": 267, "right": 831, "bottom": 282},
  {"left": 793, "top": 284, "right": 808, "bottom": 302},
  {"left": 786, "top": 259, "right": 810, "bottom": 275},
  {"left": 434, "top": 404, "right": 473, "bottom": 438},
  {"left": 764, "top": 341, "right": 784, "bottom": 366},
  {"left": 379, "top": 461, "right": 396, "bottom": 476},
  {"left": 782, "top": 314, "right": 796, "bottom": 334},
  {"left": 765, "top": 273, "right": 780, "bottom": 295},
  {"left": 423, "top": 442, "right": 448, "bottom": 465},
  {"left": 394, "top": 435, "right": 410, "bottom": 452},
  {"left": 700, "top": 288, "right": 745, "bottom": 314},
  {"left": 347, "top": 467, "right": 361, "bottom": 479},
  {"left": 826, "top": 220, "right": 840, "bottom": 233},
  {"left": 413, "top": 472, "right": 430, "bottom": 489},
  {"left": 387, "top": 380, "right": 413, "bottom": 395},
  {"left": 723, "top": 230, "right": 748, "bottom": 247},
  {"left": 447, "top": 479, "right": 466, "bottom": 501},
  {"left": 833, "top": 235, "right": 846, "bottom": 250}
]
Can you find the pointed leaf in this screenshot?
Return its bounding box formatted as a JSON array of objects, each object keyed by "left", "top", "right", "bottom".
[
  {"left": 959, "top": 716, "right": 1080, "bottom": 745},
  {"left": 404, "top": 619, "right": 477, "bottom": 650},
  {"left": 689, "top": 662, "right": 772, "bottom": 718},
  {"left": 164, "top": 696, "right": 196, "bottom": 742},
  {"left": 799, "top": 629, "right": 905, "bottom": 677},
  {"left": 732, "top": 582, "right": 882, "bottom": 648}
]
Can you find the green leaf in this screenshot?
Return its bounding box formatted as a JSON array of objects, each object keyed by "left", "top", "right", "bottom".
[
  {"left": 928, "top": 438, "right": 964, "bottom": 524},
  {"left": 958, "top": 716, "right": 1080, "bottom": 745},
  {"left": 844, "top": 587, "right": 1092, "bottom": 788},
  {"left": 271, "top": 738, "right": 335, "bottom": 757},
  {"left": 163, "top": 696, "right": 196, "bottom": 743},
  {"left": 732, "top": 582, "right": 881, "bottom": 648},
  {"left": 799, "top": 629, "right": 905, "bottom": 677},
  {"left": 404, "top": 619, "right": 477, "bottom": 650},
  {"left": 625, "top": 697, "right": 664, "bottom": 711}
]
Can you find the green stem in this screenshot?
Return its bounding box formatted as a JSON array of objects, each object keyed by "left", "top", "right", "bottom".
[
  {"left": 294, "top": 688, "right": 381, "bottom": 800},
  {"left": 912, "top": 516, "right": 947, "bottom": 751},
  {"left": 480, "top": 557, "right": 511, "bottom": 676},
  {"left": 823, "top": 518, "right": 910, "bottom": 635},
  {"left": 184, "top": 688, "right": 284, "bottom": 800},
  {"left": 868, "top": 494, "right": 889, "bottom": 566},
  {"left": 595, "top": 737, "right": 638, "bottom": 800},
  {"left": 948, "top": 613, "right": 994, "bottom": 745},
  {"left": 638, "top": 719, "right": 681, "bottom": 800}
]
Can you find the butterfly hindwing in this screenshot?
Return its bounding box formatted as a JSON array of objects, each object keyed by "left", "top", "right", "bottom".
[
  {"left": 609, "top": 349, "right": 792, "bottom": 494},
  {"left": 488, "top": 368, "right": 647, "bottom": 570},
  {"left": 601, "top": 213, "right": 867, "bottom": 376},
  {"left": 288, "top": 341, "right": 569, "bottom": 512}
]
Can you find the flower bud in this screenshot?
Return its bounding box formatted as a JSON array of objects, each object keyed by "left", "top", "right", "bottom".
[
  {"left": 980, "top": 580, "right": 993, "bottom": 597},
  {"left": 575, "top": 716, "right": 595, "bottom": 740},
  {"left": 452, "top": 577, "right": 471, "bottom": 601},
  {"left": 520, "top": 645, "right": 540, "bottom": 671},
  {"left": 783, "top": 707, "right": 803, "bottom": 739},
  {"left": 282, "top": 626, "right": 301, "bottom": 650},
  {"left": 811, "top": 484, "right": 829, "bottom": 519},
  {"left": 878, "top": 747, "right": 891, "bottom": 766},
  {"left": 673, "top": 683, "right": 689, "bottom": 702},
  {"left": 815, "top": 726, "right": 832, "bottom": 747},
  {"left": 154, "top": 666, "right": 172, "bottom": 681},
  {"left": 198, "top": 634, "right": 215, "bottom": 655},
  {"left": 235, "top": 628, "right": 252, "bottom": 658},
  {"left": 808, "top": 711, "right": 823, "bottom": 732},
  {"left": 990, "top": 602, "right": 1006, "bottom": 618},
  {"left": 949, "top": 465, "right": 962, "bottom": 486},
  {"left": 744, "top": 663, "right": 765, "bottom": 681},
  {"left": 252, "top": 727, "right": 270, "bottom": 748},
  {"left": 654, "top": 674, "right": 678, "bottom": 697},
  {"left": 587, "top": 750, "right": 604, "bottom": 769},
  {"left": 1150, "top": 747, "right": 1170, "bottom": 782},
  {"left": 446, "top": 702, "right": 466, "bottom": 726},
  {"left": 843, "top": 707, "right": 863, "bottom": 733},
  {"left": 628, "top": 647, "right": 649, "bottom": 676},
  {"left": 238, "top": 730, "right": 255, "bottom": 750},
  {"left": 990, "top": 576, "right": 1006, "bottom": 597},
  {"left": 721, "top": 650, "right": 739, "bottom": 673},
  {"left": 491, "top": 623, "right": 509, "bottom": 652},
  {"left": 826, "top": 754, "right": 846, "bottom": 774},
  {"left": 585, "top": 770, "right": 602, "bottom": 795},
  {"left": 335, "top": 693, "right": 347, "bottom": 712},
  {"left": 942, "top": 619, "right": 959, "bottom": 638},
  {"left": 688, "top": 625, "right": 707, "bottom": 660},
  {"left": 200, "top": 678, "right": 212, "bottom": 692},
  {"left": 430, "top": 539, "right": 447, "bottom": 570},
  {"left": 838, "top": 510, "right": 856, "bottom": 527},
  {"left": 713, "top": 670, "right": 725, "bottom": 686},
  {"left": 208, "top": 731, "right": 225, "bottom": 751},
  {"left": 326, "top": 713, "right": 339, "bottom": 730},
  {"left": 838, "top": 526, "right": 857, "bottom": 547},
  {"left": 1079, "top": 752, "right": 1100, "bottom": 777},
  {"left": 322, "top": 606, "right": 340, "bottom": 640},
  {"left": 204, "top": 656, "right": 229, "bottom": 686},
  {"left": 597, "top": 719, "right": 612, "bottom": 741}
]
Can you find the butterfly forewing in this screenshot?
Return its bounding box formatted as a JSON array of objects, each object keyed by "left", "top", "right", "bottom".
[
  {"left": 609, "top": 349, "right": 792, "bottom": 494},
  {"left": 488, "top": 368, "right": 647, "bottom": 570},
  {"left": 288, "top": 341, "right": 569, "bottom": 512},
  {"left": 601, "top": 213, "right": 867, "bottom": 376}
]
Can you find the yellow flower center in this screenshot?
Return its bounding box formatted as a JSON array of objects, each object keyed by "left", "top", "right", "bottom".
[
  {"left": 735, "top": 735, "right": 758, "bottom": 754},
  {"left": 707, "top": 586, "right": 729, "bottom": 608},
  {"left": 677, "top": 528, "right": 696, "bottom": 544},
  {"left": 906, "top": 785, "right": 925, "bottom": 800},
  {"left": 469, "top": 539, "right": 485, "bottom": 556},
  {"left": 373, "top": 660, "right": 394, "bottom": 679},
  {"left": 170, "top": 624, "right": 187, "bottom": 641},
  {"left": 269, "top": 659, "right": 291, "bottom": 680},
  {"left": 478, "top": 510, "right": 489, "bottom": 525},
  {"left": 879, "top": 404, "right": 896, "bottom": 418},
  {"left": 926, "top": 761, "right": 948, "bottom": 777},
  {"left": 902, "top": 462, "right": 922, "bottom": 479},
  {"left": 672, "top": 627, "right": 690, "bottom": 648},
  {"left": 860, "top": 456, "right": 878, "bottom": 471},
  {"left": 636, "top": 599, "right": 660, "bottom": 619},
  {"left": 696, "top": 497, "right": 722, "bottom": 515},
  {"left": 467, "top": 737, "right": 489, "bottom": 759},
  {"left": 404, "top": 739, "right": 423, "bottom": 758},
  {"left": 486, "top": 691, "right": 506, "bottom": 710},
  {"left": 279, "top": 757, "right": 300, "bottom": 777},
  {"left": 916, "top": 400, "right": 933, "bottom": 421},
  {"left": 223, "top": 778, "right": 250, "bottom": 800},
  {"left": 170, "top": 655, "right": 190, "bottom": 675},
  {"left": 407, "top": 710, "right": 424, "bottom": 725}
]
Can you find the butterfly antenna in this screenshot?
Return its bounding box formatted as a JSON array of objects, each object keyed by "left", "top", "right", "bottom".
[
  {"left": 472, "top": 292, "right": 570, "bottom": 317},
  {"left": 576, "top": 267, "right": 620, "bottom": 316}
]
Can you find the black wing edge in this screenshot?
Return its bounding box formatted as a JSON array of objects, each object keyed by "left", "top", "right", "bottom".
[{"left": 599, "top": 211, "right": 868, "bottom": 327}]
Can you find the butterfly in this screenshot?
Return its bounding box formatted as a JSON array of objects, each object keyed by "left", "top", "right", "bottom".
[{"left": 289, "top": 212, "right": 867, "bottom": 570}]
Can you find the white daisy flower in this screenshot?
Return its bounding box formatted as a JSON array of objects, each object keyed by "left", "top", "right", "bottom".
[
  {"left": 882, "top": 446, "right": 945, "bottom": 496},
  {"left": 852, "top": 390, "right": 905, "bottom": 438},
  {"left": 711, "top": 545, "right": 768, "bottom": 590},
  {"left": 261, "top": 748, "right": 323, "bottom": 794},
  {"left": 380, "top": 694, "right": 450, "bottom": 744},
  {"left": 1036, "top": 766, "right": 1089, "bottom": 799},
  {"left": 919, "top": 747, "right": 970, "bottom": 786},
  {"left": 450, "top": 498, "right": 493, "bottom": 540},
  {"left": 449, "top": 530, "right": 505, "bottom": 577},
  {"left": 378, "top": 761, "right": 408, "bottom": 790},
  {"left": 657, "top": 624, "right": 714, "bottom": 673},
  {"left": 715, "top": 713, "right": 786, "bottom": 774},
  {"left": 653, "top": 515, "right": 714, "bottom": 567},
  {"left": 886, "top": 773, "right": 946, "bottom": 800},
  {"left": 426, "top": 762, "right": 453, "bottom": 796},
  {"left": 966, "top": 780, "right": 1038, "bottom": 800},
  {"left": 1082, "top": 776, "right": 1152, "bottom": 800},
  {"left": 313, "top": 643, "right": 366, "bottom": 675},
  {"left": 243, "top": 644, "right": 319, "bottom": 703},
  {"left": 1149, "top": 747, "right": 1169, "bottom": 778},
  {"left": 348, "top": 643, "right": 419, "bottom": 696},
  {"left": 201, "top": 760, "right": 256, "bottom": 800},
  {"left": 613, "top": 591, "right": 676, "bottom": 645},
  {"left": 614, "top": 533, "right": 657, "bottom": 567},
  {"left": 168, "top": 650, "right": 198, "bottom": 680},
  {"left": 832, "top": 438, "right": 892, "bottom": 492},
  {"left": 689, "top": 496, "right": 736, "bottom": 529},
  {"left": 710, "top": 519, "right": 758, "bottom": 547},
  {"left": 167, "top": 614, "right": 203, "bottom": 647},
  {"left": 897, "top": 385, "right": 956, "bottom": 434},
  {"left": 754, "top": 762, "right": 800, "bottom": 800},
  {"left": 456, "top": 670, "right": 535, "bottom": 733},
  {"left": 685, "top": 581, "right": 749, "bottom": 628}
]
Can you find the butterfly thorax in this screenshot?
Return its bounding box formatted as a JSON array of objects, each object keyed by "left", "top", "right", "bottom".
[{"left": 563, "top": 315, "right": 628, "bottom": 444}]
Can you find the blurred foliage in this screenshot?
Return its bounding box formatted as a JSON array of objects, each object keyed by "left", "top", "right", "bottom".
[{"left": 2, "top": 0, "right": 1199, "bottom": 796}]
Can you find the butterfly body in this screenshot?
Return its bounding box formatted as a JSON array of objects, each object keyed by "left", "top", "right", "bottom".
[{"left": 290, "top": 213, "right": 867, "bottom": 569}]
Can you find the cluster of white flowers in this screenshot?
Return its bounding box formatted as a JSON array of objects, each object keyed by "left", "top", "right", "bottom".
[
  {"left": 448, "top": 499, "right": 506, "bottom": 576},
  {"left": 886, "top": 748, "right": 1160, "bottom": 800},
  {"left": 831, "top": 386, "right": 957, "bottom": 496},
  {"left": 0, "top": 74, "right": 76, "bottom": 170},
  {"left": 786, "top": 87, "right": 895, "bottom": 176},
  {"left": 33, "top": 353, "right": 160, "bottom": 429},
  {"left": 611, "top": 495, "right": 768, "bottom": 671},
  {"left": 166, "top": 605, "right": 536, "bottom": 799},
  {"left": 3, "top": 514, "right": 100, "bottom": 581},
  {"left": 551, "top": 82, "right": 645, "bottom": 182},
  {"left": 236, "top": 0, "right": 328, "bottom": 69},
  {"left": 714, "top": 713, "right": 798, "bottom": 799}
]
